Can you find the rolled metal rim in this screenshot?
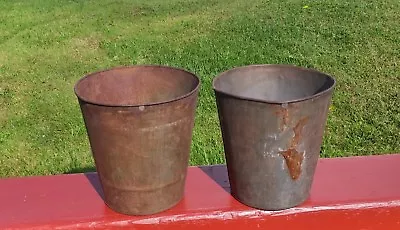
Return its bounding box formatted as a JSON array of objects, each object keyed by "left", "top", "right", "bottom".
[
  {"left": 74, "top": 65, "right": 200, "bottom": 107},
  {"left": 213, "top": 64, "right": 336, "bottom": 104}
]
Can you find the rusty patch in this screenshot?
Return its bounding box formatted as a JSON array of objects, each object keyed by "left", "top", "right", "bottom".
[
  {"left": 275, "top": 107, "right": 289, "bottom": 131},
  {"left": 291, "top": 117, "right": 308, "bottom": 146},
  {"left": 280, "top": 148, "right": 304, "bottom": 180},
  {"left": 280, "top": 117, "right": 309, "bottom": 180}
]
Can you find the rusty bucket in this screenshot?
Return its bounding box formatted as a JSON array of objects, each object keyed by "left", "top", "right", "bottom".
[
  {"left": 213, "top": 64, "right": 335, "bottom": 210},
  {"left": 74, "top": 65, "right": 200, "bottom": 215}
]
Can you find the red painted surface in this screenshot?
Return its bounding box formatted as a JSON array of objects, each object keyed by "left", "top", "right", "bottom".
[{"left": 1, "top": 154, "right": 400, "bottom": 229}]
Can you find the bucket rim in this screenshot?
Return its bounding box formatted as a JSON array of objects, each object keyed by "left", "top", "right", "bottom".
[
  {"left": 74, "top": 65, "right": 200, "bottom": 107},
  {"left": 212, "top": 64, "right": 336, "bottom": 104}
]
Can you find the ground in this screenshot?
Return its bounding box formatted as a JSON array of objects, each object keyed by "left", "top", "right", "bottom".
[{"left": 0, "top": 0, "right": 399, "bottom": 177}]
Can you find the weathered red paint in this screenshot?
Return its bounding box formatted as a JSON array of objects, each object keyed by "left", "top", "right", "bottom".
[{"left": 1, "top": 154, "right": 400, "bottom": 229}]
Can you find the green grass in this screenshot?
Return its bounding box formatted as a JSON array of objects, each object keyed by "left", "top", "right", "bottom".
[{"left": 0, "top": 0, "right": 399, "bottom": 177}]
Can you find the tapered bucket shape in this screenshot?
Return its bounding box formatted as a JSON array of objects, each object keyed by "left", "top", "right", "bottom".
[
  {"left": 74, "top": 65, "right": 200, "bottom": 215},
  {"left": 213, "top": 64, "right": 335, "bottom": 210}
]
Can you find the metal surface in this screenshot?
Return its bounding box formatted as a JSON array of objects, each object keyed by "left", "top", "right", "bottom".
[
  {"left": 213, "top": 64, "right": 335, "bottom": 210},
  {"left": 74, "top": 65, "right": 200, "bottom": 215}
]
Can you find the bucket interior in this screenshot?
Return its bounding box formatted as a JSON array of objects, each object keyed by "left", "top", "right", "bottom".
[
  {"left": 213, "top": 65, "right": 335, "bottom": 103},
  {"left": 75, "top": 66, "right": 199, "bottom": 106}
]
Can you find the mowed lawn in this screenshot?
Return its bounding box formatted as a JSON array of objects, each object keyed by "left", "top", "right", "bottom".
[{"left": 0, "top": 0, "right": 399, "bottom": 177}]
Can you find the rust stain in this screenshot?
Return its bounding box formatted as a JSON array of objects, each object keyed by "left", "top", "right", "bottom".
[
  {"left": 280, "top": 148, "right": 304, "bottom": 180},
  {"left": 280, "top": 117, "right": 309, "bottom": 180},
  {"left": 275, "top": 107, "right": 289, "bottom": 131},
  {"left": 291, "top": 117, "right": 309, "bottom": 146}
]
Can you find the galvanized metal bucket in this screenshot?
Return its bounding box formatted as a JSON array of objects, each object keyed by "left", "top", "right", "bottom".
[
  {"left": 74, "top": 65, "right": 200, "bottom": 215},
  {"left": 213, "top": 64, "right": 335, "bottom": 210}
]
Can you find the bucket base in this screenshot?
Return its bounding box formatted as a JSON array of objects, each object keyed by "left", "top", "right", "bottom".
[
  {"left": 104, "top": 197, "right": 183, "bottom": 216},
  {"left": 231, "top": 192, "right": 309, "bottom": 211},
  {"left": 101, "top": 178, "right": 186, "bottom": 215}
]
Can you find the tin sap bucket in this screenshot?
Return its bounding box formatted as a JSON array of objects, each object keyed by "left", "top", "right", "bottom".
[
  {"left": 75, "top": 65, "right": 200, "bottom": 215},
  {"left": 213, "top": 64, "right": 335, "bottom": 210}
]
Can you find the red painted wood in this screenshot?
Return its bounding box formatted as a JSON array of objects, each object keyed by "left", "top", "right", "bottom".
[{"left": 1, "top": 154, "right": 400, "bottom": 229}]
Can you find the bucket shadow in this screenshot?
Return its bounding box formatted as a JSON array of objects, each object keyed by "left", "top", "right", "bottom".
[
  {"left": 84, "top": 172, "right": 105, "bottom": 199},
  {"left": 65, "top": 166, "right": 96, "bottom": 174},
  {"left": 198, "top": 164, "right": 231, "bottom": 193},
  {"left": 64, "top": 167, "right": 104, "bottom": 200}
]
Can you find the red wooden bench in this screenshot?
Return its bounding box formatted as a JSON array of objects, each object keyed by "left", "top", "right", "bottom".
[{"left": 1, "top": 154, "right": 400, "bottom": 229}]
